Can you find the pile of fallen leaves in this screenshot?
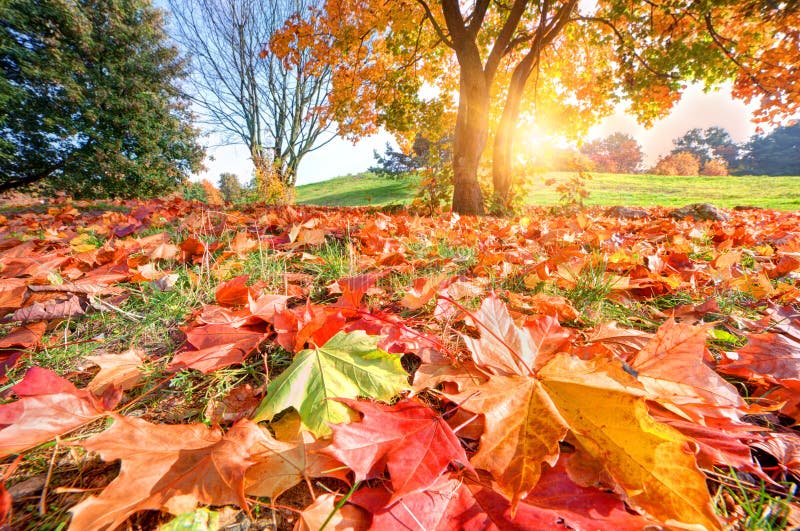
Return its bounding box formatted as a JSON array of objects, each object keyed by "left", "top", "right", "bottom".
[{"left": 0, "top": 197, "right": 798, "bottom": 530}]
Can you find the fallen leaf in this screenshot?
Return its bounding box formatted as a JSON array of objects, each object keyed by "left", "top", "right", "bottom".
[
  {"left": 167, "top": 326, "right": 267, "bottom": 374},
  {"left": 324, "top": 398, "right": 473, "bottom": 501},
  {"left": 719, "top": 331, "right": 800, "bottom": 383},
  {"left": 205, "top": 384, "right": 261, "bottom": 425},
  {"left": 293, "top": 493, "right": 368, "bottom": 531},
  {"left": 352, "top": 466, "right": 654, "bottom": 531},
  {"left": 446, "top": 373, "right": 567, "bottom": 507},
  {"left": 85, "top": 349, "right": 146, "bottom": 394},
  {"left": 149, "top": 242, "right": 179, "bottom": 261},
  {"left": 631, "top": 319, "right": 744, "bottom": 413},
  {"left": 252, "top": 330, "right": 410, "bottom": 436},
  {"left": 69, "top": 416, "right": 263, "bottom": 530},
  {"left": 215, "top": 275, "right": 254, "bottom": 307},
  {"left": 751, "top": 433, "right": 800, "bottom": 474},
  {"left": 462, "top": 294, "right": 549, "bottom": 376},
  {"left": 584, "top": 321, "right": 653, "bottom": 361},
  {"left": 540, "top": 354, "right": 721, "bottom": 530},
  {"left": 0, "top": 322, "right": 46, "bottom": 382},
  {"left": 401, "top": 275, "right": 446, "bottom": 310},
  {"left": 10, "top": 295, "right": 85, "bottom": 322},
  {"left": 0, "top": 367, "right": 120, "bottom": 457},
  {"left": 244, "top": 421, "right": 348, "bottom": 500},
  {"left": 0, "top": 278, "right": 28, "bottom": 316}
]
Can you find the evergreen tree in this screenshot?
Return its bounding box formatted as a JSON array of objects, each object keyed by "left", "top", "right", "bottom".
[
  {"left": 671, "top": 127, "right": 739, "bottom": 167},
  {"left": 0, "top": 0, "right": 203, "bottom": 198},
  {"left": 741, "top": 124, "right": 800, "bottom": 176}
]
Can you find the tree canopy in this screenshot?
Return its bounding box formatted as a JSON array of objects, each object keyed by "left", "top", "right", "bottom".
[
  {"left": 0, "top": 0, "right": 203, "bottom": 198},
  {"left": 741, "top": 123, "right": 800, "bottom": 176},
  {"left": 580, "top": 133, "right": 643, "bottom": 174},
  {"left": 671, "top": 127, "right": 739, "bottom": 167},
  {"left": 275, "top": 0, "right": 800, "bottom": 214}
]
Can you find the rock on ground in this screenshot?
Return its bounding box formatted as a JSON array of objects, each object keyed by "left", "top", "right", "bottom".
[
  {"left": 669, "top": 203, "right": 730, "bottom": 222},
  {"left": 605, "top": 206, "right": 650, "bottom": 219}
]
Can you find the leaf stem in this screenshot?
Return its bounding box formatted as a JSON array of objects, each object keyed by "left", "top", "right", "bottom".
[
  {"left": 438, "top": 294, "right": 536, "bottom": 376},
  {"left": 319, "top": 480, "right": 361, "bottom": 531}
]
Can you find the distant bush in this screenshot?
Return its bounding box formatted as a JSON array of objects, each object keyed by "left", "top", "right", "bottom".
[
  {"left": 182, "top": 182, "right": 207, "bottom": 202},
  {"left": 201, "top": 180, "right": 224, "bottom": 205},
  {"left": 651, "top": 151, "right": 700, "bottom": 176},
  {"left": 740, "top": 123, "right": 800, "bottom": 175},
  {"left": 700, "top": 158, "right": 729, "bottom": 176}
]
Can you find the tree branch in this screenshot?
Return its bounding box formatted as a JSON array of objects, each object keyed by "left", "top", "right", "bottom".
[{"left": 414, "top": 0, "right": 454, "bottom": 48}]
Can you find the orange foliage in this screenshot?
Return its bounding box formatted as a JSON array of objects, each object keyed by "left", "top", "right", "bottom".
[
  {"left": 1, "top": 198, "right": 800, "bottom": 528},
  {"left": 200, "top": 179, "right": 224, "bottom": 205},
  {"left": 701, "top": 158, "right": 729, "bottom": 176},
  {"left": 652, "top": 151, "right": 701, "bottom": 176},
  {"left": 271, "top": 1, "right": 800, "bottom": 214}
]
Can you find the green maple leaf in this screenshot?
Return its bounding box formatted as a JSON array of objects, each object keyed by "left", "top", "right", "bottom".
[{"left": 253, "top": 331, "right": 410, "bottom": 436}]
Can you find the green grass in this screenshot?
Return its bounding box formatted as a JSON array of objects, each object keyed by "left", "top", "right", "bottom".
[
  {"left": 529, "top": 172, "right": 800, "bottom": 210},
  {"left": 296, "top": 172, "right": 800, "bottom": 210},
  {"left": 296, "top": 172, "right": 418, "bottom": 206}
]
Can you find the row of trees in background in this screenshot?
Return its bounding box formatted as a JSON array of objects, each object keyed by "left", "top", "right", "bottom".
[
  {"left": 2, "top": 0, "right": 799, "bottom": 209},
  {"left": 581, "top": 124, "right": 800, "bottom": 176},
  {"left": 373, "top": 123, "right": 800, "bottom": 180}
]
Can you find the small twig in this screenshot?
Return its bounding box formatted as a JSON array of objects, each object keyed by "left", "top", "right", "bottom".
[
  {"left": 39, "top": 436, "right": 59, "bottom": 516},
  {"left": 89, "top": 295, "right": 145, "bottom": 321},
  {"left": 53, "top": 486, "right": 106, "bottom": 494}
]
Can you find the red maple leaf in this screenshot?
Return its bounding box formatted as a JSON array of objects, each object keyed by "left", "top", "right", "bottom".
[{"left": 324, "top": 398, "right": 474, "bottom": 501}]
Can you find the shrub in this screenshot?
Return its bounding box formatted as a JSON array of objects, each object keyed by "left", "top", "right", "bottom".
[
  {"left": 652, "top": 151, "right": 701, "bottom": 176},
  {"left": 701, "top": 158, "right": 729, "bottom": 176},
  {"left": 200, "top": 180, "right": 224, "bottom": 205}
]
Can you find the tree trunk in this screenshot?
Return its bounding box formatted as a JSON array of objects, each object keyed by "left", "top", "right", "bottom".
[
  {"left": 450, "top": 72, "right": 490, "bottom": 215},
  {"left": 491, "top": 0, "right": 576, "bottom": 209},
  {"left": 492, "top": 54, "right": 537, "bottom": 207}
]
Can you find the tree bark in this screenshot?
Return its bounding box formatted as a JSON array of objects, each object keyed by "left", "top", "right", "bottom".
[
  {"left": 491, "top": 1, "right": 577, "bottom": 207},
  {"left": 492, "top": 54, "right": 537, "bottom": 206},
  {"left": 450, "top": 69, "right": 490, "bottom": 215}
]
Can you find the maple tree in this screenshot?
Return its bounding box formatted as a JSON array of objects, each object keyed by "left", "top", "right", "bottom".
[
  {"left": 580, "top": 133, "right": 644, "bottom": 174},
  {"left": 273, "top": 0, "right": 800, "bottom": 214},
  {"left": 0, "top": 196, "right": 798, "bottom": 529}
]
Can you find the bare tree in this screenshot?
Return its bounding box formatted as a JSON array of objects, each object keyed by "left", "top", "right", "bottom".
[{"left": 166, "top": 0, "right": 331, "bottom": 200}]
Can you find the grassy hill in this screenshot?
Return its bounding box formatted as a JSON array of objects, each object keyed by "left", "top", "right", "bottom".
[
  {"left": 297, "top": 171, "right": 800, "bottom": 210},
  {"left": 296, "top": 173, "right": 418, "bottom": 206}
]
